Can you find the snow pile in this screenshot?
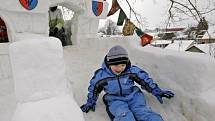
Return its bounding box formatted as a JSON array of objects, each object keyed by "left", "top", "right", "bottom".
[
  {"left": 12, "top": 94, "right": 83, "bottom": 121},
  {"left": 9, "top": 37, "right": 84, "bottom": 121},
  {"left": 63, "top": 36, "right": 215, "bottom": 121},
  {"left": 0, "top": 36, "right": 215, "bottom": 121},
  {"left": 9, "top": 37, "right": 67, "bottom": 102},
  {"left": 130, "top": 43, "right": 215, "bottom": 121}
]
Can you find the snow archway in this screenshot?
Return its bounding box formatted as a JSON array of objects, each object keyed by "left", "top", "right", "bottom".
[
  {"left": 0, "top": 12, "right": 15, "bottom": 43},
  {"left": 49, "top": 0, "right": 109, "bottom": 45},
  {"left": 0, "top": 17, "right": 9, "bottom": 43},
  {"left": 49, "top": 0, "right": 86, "bottom": 12}
]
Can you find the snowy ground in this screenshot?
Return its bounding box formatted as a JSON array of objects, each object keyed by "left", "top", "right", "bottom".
[
  {"left": 1, "top": 36, "right": 215, "bottom": 121},
  {"left": 63, "top": 36, "right": 215, "bottom": 121}
]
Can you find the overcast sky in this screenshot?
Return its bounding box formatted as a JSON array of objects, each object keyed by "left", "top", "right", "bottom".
[
  {"left": 100, "top": 0, "right": 215, "bottom": 30},
  {"left": 132, "top": 0, "right": 170, "bottom": 28},
  {"left": 99, "top": 0, "right": 170, "bottom": 29}
]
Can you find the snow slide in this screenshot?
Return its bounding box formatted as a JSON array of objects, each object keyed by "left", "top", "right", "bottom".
[
  {"left": 64, "top": 36, "right": 215, "bottom": 121},
  {"left": 1, "top": 35, "right": 215, "bottom": 121}
]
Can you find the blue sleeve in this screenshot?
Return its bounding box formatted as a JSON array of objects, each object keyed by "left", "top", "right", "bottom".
[
  {"left": 130, "top": 66, "right": 157, "bottom": 92},
  {"left": 87, "top": 68, "right": 104, "bottom": 100}
]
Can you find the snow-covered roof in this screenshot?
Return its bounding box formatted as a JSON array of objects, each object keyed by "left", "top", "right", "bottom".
[
  {"left": 165, "top": 40, "right": 195, "bottom": 51},
  {"left": 186, "top": 43, "right": 215, "bottom": 55},
  {"left": 202, "top": 26, "right": 215, "bottom": 39},
  {"left": 151, "top": 40, "right": 172, "bottom": 45}
]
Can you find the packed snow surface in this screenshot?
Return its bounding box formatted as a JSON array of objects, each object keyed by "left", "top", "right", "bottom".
[
  {"left": 64, "top": 36, "right": 215, "bottom": 121},
  {"left": 0, "top": 36, "right": 215, "bottom": 121}
]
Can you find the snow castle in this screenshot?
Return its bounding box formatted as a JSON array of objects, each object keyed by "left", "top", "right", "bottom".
[
  {"left": 0, "top": 0, "right": 108, "bottom": 121},
  {"left": 1, "top": 0, "right": 215, "bottom": 121}
]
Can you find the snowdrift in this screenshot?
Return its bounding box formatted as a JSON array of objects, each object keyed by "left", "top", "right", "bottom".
[
  {"left": 64, "top": 36, "right": 215, "bottom": 121},
  {"left": 0, "top": 36, "right": 215, "bottom": 121}
]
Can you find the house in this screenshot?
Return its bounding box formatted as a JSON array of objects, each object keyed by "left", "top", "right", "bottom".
[
  {"left": 151, "top": 40, "right": 172, "bottom": 48},
  {"left": 165, "top": 40, "right": 195, "bottom": 51},
  {"left": 196, "top": 26, "right": 215, "bottom": 44},
  {"left": 186, "top": 43, "right": 215, "bottom": 55}
]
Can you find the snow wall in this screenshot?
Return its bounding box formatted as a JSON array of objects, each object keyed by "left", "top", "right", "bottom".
[
  {"left": 0, "top": 43, "right": 15, "bottom": 121},
  {"left": 64, "top": 36, "right": 215, "bottom": 121},
  {"left": 9, "top": 38, "right": 84, "bottom": 121},
  {"left": 0, "top": 0, "right": 109, "bottom": 120},
  {"left": 0, "top": 0, "right": 49, "bottom": 42},
  {"left": 53, "top": 0, "right": 109, "bottom": 45}
]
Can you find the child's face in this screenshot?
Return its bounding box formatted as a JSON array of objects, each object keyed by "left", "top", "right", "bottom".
[{"left": 109, "top": 64, "right": 126, "bottom": 75}]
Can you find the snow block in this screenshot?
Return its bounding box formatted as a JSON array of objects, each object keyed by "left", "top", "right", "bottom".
[
  {"left": 10, "top": 37, "right": 85, "bottom": 121},
  {"left": 12, "top": 94, "right": 84, "bottom": 121},
  {"left": 0, "top": 0, "right": 49, "bottom": 35},
  {"left": 9, "top": 37, "right": 67, "bottom": 102},
  {"left": 49, "top": 0, "right": 85, "bottom": 12}
]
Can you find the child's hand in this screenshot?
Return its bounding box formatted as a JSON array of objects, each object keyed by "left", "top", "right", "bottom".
[
  {"left": 80, "top": 98, "right": 96, "bottom": 113},
  {"left": 152, "top": 87, "right": 174, "bottom": 104},
  {"left": 80, "top": 103, "right": 95, "bottom": 113}
]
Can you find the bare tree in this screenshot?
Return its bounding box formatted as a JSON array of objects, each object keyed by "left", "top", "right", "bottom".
[
  {"left": 99, "top": 19, "right": 121, "bottom": 35},
  {"left": 120, "top": 0, "right": 148, "bottom": 30},
  {"left": 167, "top": 0, "right": 215, "bottom": 28}
]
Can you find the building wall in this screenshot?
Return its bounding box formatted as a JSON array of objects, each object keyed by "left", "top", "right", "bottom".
[{"left": 196, "top": 38, "right": 215, "bottom": 44}]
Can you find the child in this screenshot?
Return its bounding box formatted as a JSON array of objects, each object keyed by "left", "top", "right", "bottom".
[{"left": 81, "top": 45, "right": 174, "bottom": 121}]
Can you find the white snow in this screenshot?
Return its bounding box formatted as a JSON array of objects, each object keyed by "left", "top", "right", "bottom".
[
  {"left": 63, "top": 36, "right": 215, "bottom": 121},
  {"left": 0, "top": 0, "right": 215, "bottom": 121},
  {"left": 0, "top": 36, "right": 215, "bottom": 121},
  {"left": 202, "top": 26, "right": 215, "bottom": 39},
  {"left": 9, "top": 38, "right": 84, "bottom": 121},
  {"left": 165, "top": 40, "right": 195, "bottom": 51},
  {"left": 12, "top": 94, "right": 84, "bottom": 121},
  {"left": 9, "top": 37, "right": 68, "bottom": 102},
  {"left": 151, "top": 40, "right": 172, "bottom": 45}
]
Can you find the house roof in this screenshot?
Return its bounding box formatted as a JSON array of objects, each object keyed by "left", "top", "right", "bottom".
[
  {"left": 151, "top": 40, "right": 172, "bottom": 45},
  {"left": 186, "top": 43, "right": 215, "bottom": 54},
  {"left": 202, "top": 26, "right": 215, "bottom": 39},
  {"left": 165, "top": 40, "right": 195, "bottom": 51}
]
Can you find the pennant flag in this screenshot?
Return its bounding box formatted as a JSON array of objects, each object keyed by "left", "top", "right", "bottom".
[
  {"left": 117, "top": 9, "right": 126, "bottom": 26},
  {"left": 135, "top": 27, "right": 153, "bottom": 46},
  {"left": 107, "top": 0, "right": 120, "bottom": 17},
  {"left": 92, "top": 0, "right": 103, "bottom": 16},
  {"left": 122, "top": 19, "right": 136, "bottom": 36}
]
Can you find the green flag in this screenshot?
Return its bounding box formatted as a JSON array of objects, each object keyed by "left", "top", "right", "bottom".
[{"left": 117, "top": 9, "right": 126, "bottom": 26}]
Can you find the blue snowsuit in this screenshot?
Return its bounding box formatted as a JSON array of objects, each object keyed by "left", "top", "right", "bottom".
[{"left": 87, "top": 58, "right": 163, "bottom": 121}]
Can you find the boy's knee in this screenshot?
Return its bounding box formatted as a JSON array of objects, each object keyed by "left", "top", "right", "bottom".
[
  {"left": 114, "top": 111, "right": 135, "bottom": 121},
  {"left": 146, "top": 113, "right": 163, "bottom": 121}
]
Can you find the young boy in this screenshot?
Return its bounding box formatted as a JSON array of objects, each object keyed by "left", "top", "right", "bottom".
[{"left": 81, "top": 45, "right": 174, "bottom": 121}]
